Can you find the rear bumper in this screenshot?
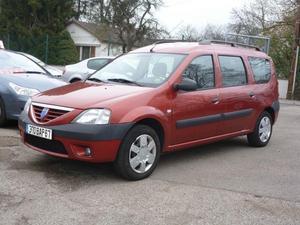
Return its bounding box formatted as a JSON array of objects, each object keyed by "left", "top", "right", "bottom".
[
  {"left": 18, "top": 112, "right": 133, "bottom": 162},
  {"left": 272, "top": 100, "right": 280, "bottom": 123}
]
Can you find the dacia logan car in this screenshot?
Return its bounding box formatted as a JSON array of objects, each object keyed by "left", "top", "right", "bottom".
[{"left": 19, "top": 41, "right": 279, "bottom": 180}]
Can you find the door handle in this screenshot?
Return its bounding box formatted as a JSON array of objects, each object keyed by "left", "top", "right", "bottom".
[
  {"left": 249, "top": 91, "right": 255, "bottom": 98},
  {"left": 211, "top": 96, "right": 220, "bottom": 104}
]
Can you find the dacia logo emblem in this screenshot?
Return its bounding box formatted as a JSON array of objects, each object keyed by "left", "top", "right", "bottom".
[{"left": 40, "top": 108, "right": 49, "bottom": 120}]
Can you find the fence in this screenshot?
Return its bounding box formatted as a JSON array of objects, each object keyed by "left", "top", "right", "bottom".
[
  {"left": 0, "top": 33, "right": 78, "bottom": 65},
  {"left": 0, "top": 34, "right": 50, "bottom": 63}
]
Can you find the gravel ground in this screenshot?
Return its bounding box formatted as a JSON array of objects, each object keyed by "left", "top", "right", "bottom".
[{"left": 0, "top": 103, "right": 299, "bottom": 225}]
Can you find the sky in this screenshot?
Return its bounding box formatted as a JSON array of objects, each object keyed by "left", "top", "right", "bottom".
[{"left": 156, "top": 0, "right": 247, "bottom": 35}]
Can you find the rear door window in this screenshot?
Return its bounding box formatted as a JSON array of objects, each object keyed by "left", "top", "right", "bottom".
[
  {"left": 248, "top": 57, "right": 271, "bottom": 83},
  {"left": 87, "top": 58, "right": 110, "bottom": 70},
  {"left": 182, "top": 55, "right": 215, "bottom": 89},
  {"left": 219, "top": 56, "right": 247, "bottom": 87}
]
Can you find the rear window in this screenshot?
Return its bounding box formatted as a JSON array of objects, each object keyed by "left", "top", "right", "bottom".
[
  {"left": 219, "top": 56, "right": 247, "bottom": 87},
  {"left": 249, "top": 57, "right": 271, "bottom": 84}
]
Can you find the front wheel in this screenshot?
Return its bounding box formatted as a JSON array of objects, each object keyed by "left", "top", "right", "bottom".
[
  {"left": 114, "top": 125, "right": 160, "bottom": 180},
  {"left": 247, "top": 111, "right": 273, "bottom": 147}
]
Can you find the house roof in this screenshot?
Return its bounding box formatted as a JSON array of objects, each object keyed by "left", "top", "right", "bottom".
[
  {"left": 67, "top": 19, "right": 122, "bottom": 45},
  {"left": 67, "top": 19, "right": 182, "bottom": 49}
]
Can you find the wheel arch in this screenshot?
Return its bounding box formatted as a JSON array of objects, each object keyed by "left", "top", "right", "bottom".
[
  {"left": 135, "top": 118, "right": 165, "bottom": 150},
  {"left": 69, "top": 74, "right": 83, "bottom": 83},
  {"left": 264, "top": 107, "right": 275, "bottom": 124}
]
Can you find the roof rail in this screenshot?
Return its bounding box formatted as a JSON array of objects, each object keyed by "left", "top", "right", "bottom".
[
  {"left": 150, "top": 40, "right": 187, "bottom": 52},
  {"left": 199, "top": 40, "right": 261, "bottom": 51}
]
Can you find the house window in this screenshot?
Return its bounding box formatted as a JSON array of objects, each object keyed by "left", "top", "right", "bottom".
[
  {"left": 82, "top": 46, "right": 91, "bottom": 60},
  {"left": 79, "top": 46, "right": 96, "bottom": 60}
]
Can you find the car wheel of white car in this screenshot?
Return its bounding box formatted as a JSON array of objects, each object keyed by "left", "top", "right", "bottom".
[
  {"left": 114, "top": 125, "right": 160, "bottom": 180},
  {"left": 70, "top": 78, "right": 81, "bottom": 83}
]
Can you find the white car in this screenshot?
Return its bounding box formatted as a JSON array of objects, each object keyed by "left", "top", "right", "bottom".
[
  {"left": 62, "top": 56, "right": 114, "bottom": 83},
  {"left": 0, "top": 40, "right": 4, "bottom": 49},
  {"left": 20, "top": 52, "right": 63, "bottom": 77}
]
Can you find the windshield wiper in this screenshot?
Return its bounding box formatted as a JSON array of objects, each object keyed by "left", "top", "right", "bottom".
[
  {"left": 13, "top": 71, "right": 48, "bottom": 75},
  {"left": 108, "top": 78, "right": 142, "bottom": 86},
  {"left": 86, "top": 77, "right": 105, "bottom": 83}
]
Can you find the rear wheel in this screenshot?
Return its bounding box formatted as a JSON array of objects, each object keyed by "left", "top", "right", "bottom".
[
  {"left": 0, "top": 98, "right": 7, "bottom": 127},
  {"left": 247, "top": 111, "right": 272, "bottom": 147},
  {"left": 114, "top": 125, "right": 160, "bottom": 180}
]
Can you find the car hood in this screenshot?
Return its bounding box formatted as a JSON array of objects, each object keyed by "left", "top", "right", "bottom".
[
  {"left": 2, "top": 73, "right": 66, "bottom": 91},
  {"left": 32, "top": 81, "right": 153, "bottom": 109}
]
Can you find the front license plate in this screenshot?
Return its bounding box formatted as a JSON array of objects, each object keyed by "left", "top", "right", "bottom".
[{"left": 26, "top": 124, "right": 52, "bottom": 140}]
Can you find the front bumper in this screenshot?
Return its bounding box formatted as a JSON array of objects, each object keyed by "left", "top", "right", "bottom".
[
  {"left": 18, "top": 112, "right": 133, "bottom": 162},
  {"left": 2, "top": 93, "right": 28, "bottom": 120}
]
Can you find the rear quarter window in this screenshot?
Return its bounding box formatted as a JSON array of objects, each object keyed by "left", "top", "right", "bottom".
[
  {"left": 248, "top": 57, "right": 271, "bottom": 84},
  {"left": 87, "top": 58, "right": 110, "bottom": 70}
]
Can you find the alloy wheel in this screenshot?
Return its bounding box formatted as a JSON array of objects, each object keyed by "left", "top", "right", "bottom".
[
  {"left": 129, "top": 134, "right": 157, "bottom": 174},
  {"left": 259, "top": 116, "right": 271, "bottom": 143}
]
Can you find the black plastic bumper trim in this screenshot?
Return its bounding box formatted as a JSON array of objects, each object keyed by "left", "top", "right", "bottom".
[
  {"left": 19, "top": 113, "right": 133, "bottom": 141},
  {"left": 271, "top": 100, "right": 280, "bottom": 112}
]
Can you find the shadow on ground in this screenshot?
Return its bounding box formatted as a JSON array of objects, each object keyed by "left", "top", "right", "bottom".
[{"left": 6, "top": 136, "right": 252, "bottom": 192}]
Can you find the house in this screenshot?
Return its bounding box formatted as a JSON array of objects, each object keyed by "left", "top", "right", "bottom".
[{"left": 66, "top": 19, "right": 123, "bottom": 60}]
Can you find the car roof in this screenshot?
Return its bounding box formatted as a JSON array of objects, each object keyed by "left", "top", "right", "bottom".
[
  {"left": 131, "top": 42, "right": 269, "bottom": 58},
  {"left": 85, "top": 56, "right": 115, "bottom": 61}
]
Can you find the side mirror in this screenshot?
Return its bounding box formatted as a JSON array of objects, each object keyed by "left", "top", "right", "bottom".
[{"left": 174, "top": 78, "right": 197, "bottom": 91}]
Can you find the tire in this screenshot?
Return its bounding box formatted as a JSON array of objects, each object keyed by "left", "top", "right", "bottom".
[
  {"left": 70, "top": 78, "right": 81, "bottom": 83},
  {"left": 247, "top": 111, "right": 273, "bottom": 147},
  {"left": 114, "top": 125, "right": 161, "bottom": 180},
  {"left": 0, "top": 98, "right": 7, "bottom": 127}
]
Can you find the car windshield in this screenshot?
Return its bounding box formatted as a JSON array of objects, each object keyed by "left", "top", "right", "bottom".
[
  {"left": 24, "top": 53, "right": 46, "bottom": 67},
  {"left": 0, "top": 50, "right": 46, "bottom": 73},
  {"left": 89, "top": 53, "right": 186, "bottom": 87}
]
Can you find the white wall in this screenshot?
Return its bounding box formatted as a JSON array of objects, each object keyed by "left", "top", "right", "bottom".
[
  {"left": 66, "top": 23, "right": 101, "bottom": 47},
  {"left": 96, "top": 43, "right": 123, "bottom": 57},
  {"left": 67, "top": 23, "right": 123, "bottom": 57},
  {"left": 278, "top": 79, "right": 288, "bottom": 99}
]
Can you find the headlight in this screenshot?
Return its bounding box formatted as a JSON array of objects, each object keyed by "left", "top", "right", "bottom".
[
  {"left": 72, "top": 109, "right": 111, "bottom": 124},
  {"left": 24, "top": 98, "right": 31, "bottom": 114},
  {"left": 9, "top": 82, "right": 39, "bottom": 96}
]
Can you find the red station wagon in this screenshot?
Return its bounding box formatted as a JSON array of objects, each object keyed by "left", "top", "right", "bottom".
[{"left": 19, "top": 41, "right": 280, "bottom": 180}]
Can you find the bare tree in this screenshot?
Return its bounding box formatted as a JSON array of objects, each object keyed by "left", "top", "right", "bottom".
[
  {"left": 229, "top": 0, "right": 295, "bottom": 35},
  {"left": 106, "top": 0, "right": 163, "bottom": 52},
  {"left": 176, "top": 24, "right": 225, "bottom": 41},
  {"left": 176, "top": 25, "right": 201, "bottom": 41},
  {"left": 201, "top": 24, "right": 226, "bottom": 40}
]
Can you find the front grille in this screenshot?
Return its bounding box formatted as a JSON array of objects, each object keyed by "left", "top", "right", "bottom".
[
  {"left": 32, "top": 105, "right": 69, "bottom": 123},
  {"left": 25, "top": 134, "right": 68, "bottom": 155}
]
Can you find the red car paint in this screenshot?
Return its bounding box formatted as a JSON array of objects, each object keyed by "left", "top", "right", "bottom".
[{"left": 19, "top": 42, "right": 279, "bottom": 163}]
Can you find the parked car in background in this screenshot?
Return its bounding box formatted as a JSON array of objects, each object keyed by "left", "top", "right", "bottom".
[
  {"left": 0, "top": 40, "right": 4, "bottom": 49},
  {"left": 19, "top": 52, "right": 63, "bottom": 77},
  {"left": 62, "top": 56, "right": 114, "bottom": 83},
  {"left": 19, "top": 41, "right": 279, "bottom": 180},
  {"left": 0, "top": 49, "right": 67, "bottom": 126}
]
